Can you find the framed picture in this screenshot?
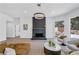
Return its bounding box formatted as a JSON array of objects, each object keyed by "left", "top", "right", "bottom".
[{"left": 23, "top": 24, "right": 28, "bottom": 30}]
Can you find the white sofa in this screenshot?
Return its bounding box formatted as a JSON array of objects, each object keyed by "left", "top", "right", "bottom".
[
  {"left": 67, "top": 38, "right": 79, "bottom": 51},
  {"left": 71, "top": 34, "right": 79, "bottom": 40}
]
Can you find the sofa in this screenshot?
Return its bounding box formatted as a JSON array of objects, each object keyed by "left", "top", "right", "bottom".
[
  {"left": 0, "top": 42, "right": 31, "bottom": 55},
  {"left": 67, "top": 39, "right": 79, "bottom": 51}
]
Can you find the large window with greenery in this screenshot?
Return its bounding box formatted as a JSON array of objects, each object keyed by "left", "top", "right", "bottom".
[{"left": 71, "top": 16, "right": 79, "bottom": 35}]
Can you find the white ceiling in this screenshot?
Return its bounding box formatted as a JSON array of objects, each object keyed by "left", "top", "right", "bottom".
[{"left": 0, "top": 3, "right": 79, "bottom": 18}]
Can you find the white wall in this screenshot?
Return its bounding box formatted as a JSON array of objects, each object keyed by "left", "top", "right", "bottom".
[
  {"left": 46, "top": 17, "right": 55, "bottom": 38},
  {"left": 0, "top": 13, "right": 14, "bottom": 41},
  {"left": 67, "top": 8, "right": 79, "bottom": 18},
  {"left": 0, "top": 17, "right": 6, "bottom": 41},
  {"left": 20, "top": 16, "right": 32, "bottom": 38},
  {"left": 6, "top": 21, "right": 15, "bottom": 37}
]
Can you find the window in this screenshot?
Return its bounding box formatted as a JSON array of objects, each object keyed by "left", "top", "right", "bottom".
[
  {"left": 55, "top": 21, "right": 64, "bottom": 36},
  {"left": 71, "top": 16, "right": 79, "bottom": 35}
]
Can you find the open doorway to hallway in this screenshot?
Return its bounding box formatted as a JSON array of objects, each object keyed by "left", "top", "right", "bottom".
[{"left": 6, "top": 18, "right": 20, "bottom": 39}]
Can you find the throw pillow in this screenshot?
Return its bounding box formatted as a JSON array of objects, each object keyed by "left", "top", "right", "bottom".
[{"left": 4, "top": 48, "right": 16, "bottom": 55}]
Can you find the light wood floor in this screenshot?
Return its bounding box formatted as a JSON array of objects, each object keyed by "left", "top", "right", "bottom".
[{"left": 5, "top": 38, "right": 47, "bottom": 55}]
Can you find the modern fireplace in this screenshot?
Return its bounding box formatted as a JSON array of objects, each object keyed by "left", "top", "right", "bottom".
[
  {"left": 32, "top": 13, "right": 46, "bottom": 40},
  {"left": 35, "top": 33, "right": 44, "bottom": 37}
]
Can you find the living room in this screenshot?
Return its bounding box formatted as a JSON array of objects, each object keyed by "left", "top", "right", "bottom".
[{"left": 0, "top": 3, "right": 79, "bottom": 55}]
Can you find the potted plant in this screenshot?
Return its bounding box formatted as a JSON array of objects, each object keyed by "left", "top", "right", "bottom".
[{"left": 48, "top": 40, "right": 55, "bottom": 47}]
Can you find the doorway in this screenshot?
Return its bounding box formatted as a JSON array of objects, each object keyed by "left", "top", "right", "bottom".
[{"left": 6, "top": 19, "right": 20, "bottom": 39}]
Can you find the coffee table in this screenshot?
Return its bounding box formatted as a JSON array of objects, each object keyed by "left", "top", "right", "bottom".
[{"left": 44, "top": 42, "right": 61, "bottom": 55}]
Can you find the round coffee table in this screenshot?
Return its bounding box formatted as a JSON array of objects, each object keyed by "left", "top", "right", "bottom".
[{"left": 44, "top": 42, "right": 61, "bottom": 55}]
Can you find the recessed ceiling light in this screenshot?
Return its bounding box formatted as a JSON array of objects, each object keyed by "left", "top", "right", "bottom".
[{"left": 37, "top": 3, "right": 41, "bottom": 7}]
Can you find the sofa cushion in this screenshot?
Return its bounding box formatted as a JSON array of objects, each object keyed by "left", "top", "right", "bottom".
[
  {"left": 15, "top": 48, "right": 28, "bottom": 55},
  {"left": 4, "top": 48, "right": 16, "bottom": 55},
  {"left": 15, "top": 43, "right": 30, "bottom": 49},
  {"left": 6, "top": 44, "right": 16, "bottom": 49},
  {"left": 15, "top": 43, "right": 30, "bottom": 55}
]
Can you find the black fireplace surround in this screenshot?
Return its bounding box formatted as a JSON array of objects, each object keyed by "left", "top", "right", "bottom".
[
  {"left": 35, "top": 33, "right": 44, "bottom": 37},
  {"left": 32, "top": 15, "right": 46, "bottom": 40}
]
